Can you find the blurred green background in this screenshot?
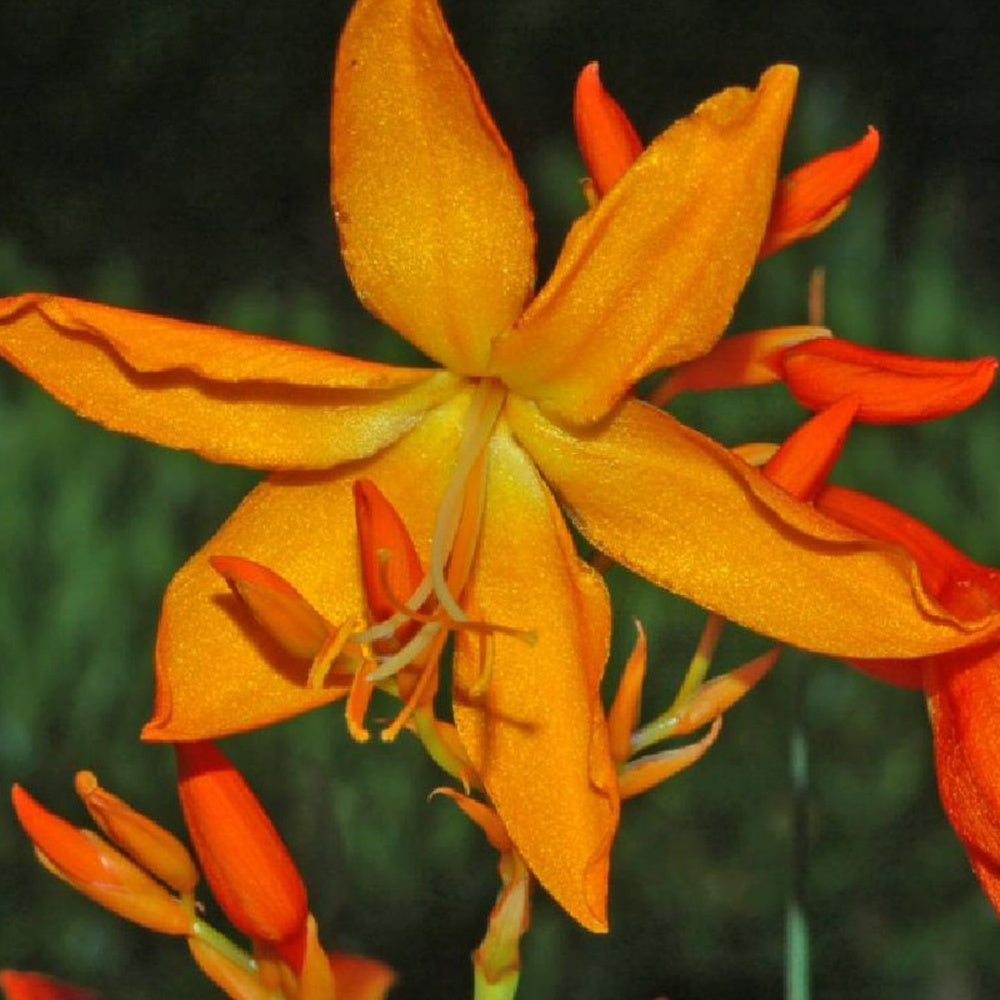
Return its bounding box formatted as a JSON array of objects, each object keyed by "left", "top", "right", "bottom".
[{"left": 1, "top": 1, "right": 998, "bottom": 998}]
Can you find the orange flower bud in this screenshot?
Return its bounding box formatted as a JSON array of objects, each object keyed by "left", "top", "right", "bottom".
[
  {"left": 10, "top": 785, "right": 192, "bottom": 935},
  {"left": 210, "top": 555, "right": 331, "bottom": 659},
  {"left": 780, "top": 338, "right": 997, "bottom": 423},
  {"left": 573, "top": 62, "right": 643, "bottom": 198},
  {"left": 174, "top": 742, "right": 308, "bottom": 949},
  {"left": 762, "top": 396, "right": 858, "bottom": 501},
  {"left": 0, "top": 971, "right": 102, "bottom": 1000},
  {"left": 73, "top": 771, "right": 198, "bottom": 895},
  {"left": 353, "top": 479, "right": 424, "bottom": 630},
  {"left": 759, "top": 126, "right": 880, "bottom": 258}
]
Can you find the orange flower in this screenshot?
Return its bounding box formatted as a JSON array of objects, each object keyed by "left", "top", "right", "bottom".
[
  {"left": 0, "top": 0, "right": 994, "bottom": 932},
  {"left": 814, "top": 485, "right": 1000, "bottom": 910}
]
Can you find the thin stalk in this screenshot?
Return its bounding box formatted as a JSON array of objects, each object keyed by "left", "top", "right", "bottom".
[{"left": 784, "top": 658, "right": 810, "bottom": 1000}]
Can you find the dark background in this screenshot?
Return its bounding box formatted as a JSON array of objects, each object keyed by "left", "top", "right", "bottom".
[{"left": 1, "top": 2, "right": 998, "bottom": 998}]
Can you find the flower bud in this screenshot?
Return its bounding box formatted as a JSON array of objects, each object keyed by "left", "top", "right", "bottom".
[
  {"left": 11, "top": 785, "right": 192, "bottom": 936},
  {"left": 174, "top": 742, "right": 308, "bottom": 948},
  {"left": 73, "top": 771, "right": 198, "bottom": 895}
]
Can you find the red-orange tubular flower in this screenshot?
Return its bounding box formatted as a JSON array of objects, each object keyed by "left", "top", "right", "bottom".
[
  {"left": 0, "top": 972, "right": 102, "bottom": 1000},
  {"left": 815, "top": 485, "right": 1000, "bottom": 911},
  {"left": 174, "top": 741, "right": 309, "bottom": 957}
]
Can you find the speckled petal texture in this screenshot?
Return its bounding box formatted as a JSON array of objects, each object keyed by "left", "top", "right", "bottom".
[
  {"left": 144, "top": 391, "right": 470, "bottom": 740},
  {"left": 453, "top": 418, "right": 618, "bottom": 933},
  {"left": 507, "top": 394, "right": 999, "bottom": 658},
  {"left": 927, "top": 648, "right": 1000, "bottom": 912},
  {"left": 0, "top": 293, "right": 457, "bottom": 470},
  {"left": 332, "top": 0, "right": 536, "bottom": 374},
  {"left": 492, "top": 66, "right": 797, "bottom": 424}
]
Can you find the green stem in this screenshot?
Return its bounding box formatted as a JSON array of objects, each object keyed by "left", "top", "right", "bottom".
[
  {"left": 784, "top": 654, "right": 810, "bottom": 1000},
  {"left": 473, "top": 966, "right": 521, "bottom": 1000},
  {"left": 190, "top": 918, "right": 258, "bottom": 975}
]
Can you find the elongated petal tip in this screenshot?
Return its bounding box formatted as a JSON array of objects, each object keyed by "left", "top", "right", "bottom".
[
  {"left": 618, "top": 718, "right": 722, "bottom": 799},
  {"left": 12, "top": 785, "right": 107, "bottom": 886},
  {"left": 781, "top": 339, "right": 997, "bottom": 423},
  {"left": 650, "top": 325, "right": 830, "bottom": 405},
  {"left": 433, "top": 787, "right": 513, "bottom": 853},
  {"left": 574, "top": 61, "right": 643, "bottom": 198},
  {"left": 760, "top": 125, "right": 880, "bottom": 258},
  {"left": 762, "top": 395, "right": 858, "bottom": 500},
  {"left": 175, "top": 741, "right": 308, "bottom": 947}
]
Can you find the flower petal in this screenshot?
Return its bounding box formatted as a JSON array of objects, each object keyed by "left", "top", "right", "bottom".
[
  {"left": 814, "top": 485, "right": 1000, "bottom": 617},
  {"left": 452, "top": 419, "right": 618, "bottom": 933},
  {"left": 650, "top": 325, "right": 830, "bottom": 405},
  {"left": 926, "top": 648, "right": 1000, "bottom": 914},
  {"left": 508, "top": 395, "right": 1000, "bottom": 657},
  {"left": 762, "top": 396, "right": 858, "bottom": 501},
  {"left": 332, "top": 0, "right": 535, "bottom": 374},
  {"left": 0, "top": 294, "right": 457, "bottom": 469},
  {"left": 143, "top": 392, "right": 469, "bottom": 741},
  {"left": 493, "top": 65, "right": 797, "bottom": 424},
  {"left": 573, "top": 62, "right": 643, "bottom": 198},
  {"left": 759, "top": 126, "right": 880, "bottom": 259},
  {"left": 780, "top": 338, "right": 998, "bottom": 424}
]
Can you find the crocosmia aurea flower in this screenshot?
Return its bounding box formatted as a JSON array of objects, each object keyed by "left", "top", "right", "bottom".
[{"left": 1, "top": 0, "right": 997, "bottom": 932}]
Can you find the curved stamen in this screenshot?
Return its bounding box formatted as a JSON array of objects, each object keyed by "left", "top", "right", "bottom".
[
  {"left": 428, "top": 379, "right": 506, "bottom": 620},
  {"left": 375, "top": 549, "right": 535, "bottom": 641},
  {"left": 356, "top": 380, "right": 513, "bottom": 685}
]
